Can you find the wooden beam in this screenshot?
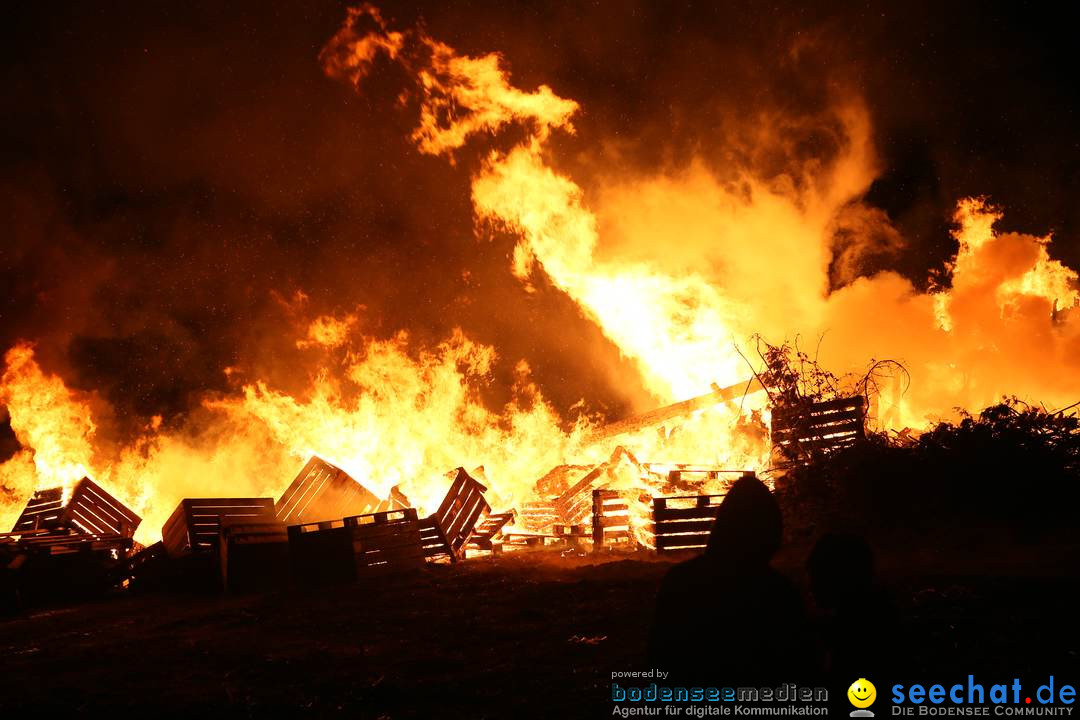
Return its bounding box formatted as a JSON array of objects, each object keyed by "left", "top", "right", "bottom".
[{"left": 584, "top": 377, "right": 764, "bottom": 444}]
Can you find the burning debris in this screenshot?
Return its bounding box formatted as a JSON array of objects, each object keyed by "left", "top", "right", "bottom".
[
  {"left": 2, "top": 2, "right": 1076, "bottom": 626},
  {"left": 0, "top": 353, "right": 866, "bottom": 606},
  {"left": 1, "top": 446, "right": 753, "bottom": 604},
  {"left": 0, "top": 332, "right": 886, "bottom": 609},
  {"left": 11, "top": 477, "right": 141, "bottom": 539},
  {"left": 1, "top": 478, "right": 141, "bottom": 604},
  {"left": 465, "top": 511, "right": 515, "bottom": 554}
]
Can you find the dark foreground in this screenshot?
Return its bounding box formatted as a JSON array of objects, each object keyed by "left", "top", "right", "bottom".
[{"left": 2, "top": 540, "right": 1078, "bottom": 717}]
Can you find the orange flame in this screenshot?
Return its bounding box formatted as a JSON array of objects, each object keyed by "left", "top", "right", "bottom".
[
  {"left": 1, "top": 6, "right": 1078, "bottom": 546},
  {"left": 0, "top": 343, "right": 95, "bottom": 506},
  {"left": 323, "top": 5, "right": 1080, "bottom": 431}
]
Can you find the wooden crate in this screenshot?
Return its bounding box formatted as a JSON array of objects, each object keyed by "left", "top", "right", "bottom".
[
  {"left": 420, "top": 468, "right": 490, "bottom": 562},
  {"left": 771, "top": 395, "right": 865, "bottom": 460},
  {"left": 11, "top": 478, "right": 141, "bottom": 539},
  {"left": 3, "top": 515, "right": 136, "bottom": 606},
  {"left": 288, "top": 509, "right": 423, "bottom": 584},
  {"left": 275, "top": 456, "right": 381, "bottom": 526},
  {"left": 220, "top": 523, "right": 290, "bottom": 592},
  {"left": 162, "top": 498, "right": 276, "bottom": 558},
  {"left": 652, "top": 493, "right": 727, "bottom": 554}
]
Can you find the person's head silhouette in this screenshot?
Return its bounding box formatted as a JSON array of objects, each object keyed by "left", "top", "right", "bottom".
[{"left": 705, "top": 475, "right": 782, "bottom": 570}]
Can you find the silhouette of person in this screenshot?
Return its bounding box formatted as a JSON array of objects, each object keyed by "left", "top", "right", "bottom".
[
  {"left": 806, "top": 533, "right": 900, "bottom": 680},
  {"left": 647, "top": 476, "right": 811, "bottom": 685}
]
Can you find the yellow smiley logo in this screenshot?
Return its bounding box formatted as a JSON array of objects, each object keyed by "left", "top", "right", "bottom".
[{"left": 848, "top": 679, "right": 877, "bottom": 708}]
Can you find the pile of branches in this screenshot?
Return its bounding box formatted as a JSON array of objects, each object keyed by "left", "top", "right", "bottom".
[
  {"left": 749, "top": 335, "right": 909, "bottom": 417},
  {"left": 777, "top": 398, "right": 1080, "bottom": 534}
]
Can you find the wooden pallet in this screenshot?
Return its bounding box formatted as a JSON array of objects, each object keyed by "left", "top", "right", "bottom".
[
  {"left": 0, "top": 529, "right": 48, "bottom": 547},
  {"left": 552, "top": 523, "right": 591, "bottom": 549},
  {"left": 500, "top": 532, "right": 561, "bottom": 551},
  {"left": 517, "top": 500, "right": 557, "bottom": 533},
  {"left": 275, "top": 456, "right": 381, "bottom": 526},
  {"left": 162, "top": 498, "right": 276, "bottom": 558},
  {"left": 373, "top": 485, "right": 411, "bottom": 513},
  {"left": 640, "top": 464, "right": 747, "bottom": 490},
  {"left": 220, "top": 523, "right": 290, "bottom": 592},
  {"left": 591, "top": 489, "right": 638, "bottom": 551},
  {"left": 11, "top": 532, "right": 133, "bottom": 556},
  {"left": 466, "top": 511, "right": 515, "bottom": 554},
  {"left": 652, "top": 493, "right": 727, "bottom": 553},
  {"left": 120, "top": 540, "right": 169, "bottom": 589},
  {"left": 553, "top": 466, "right": 605, "bottom": 526},
  {"left": 345, "top": 508, "right": 424, "bottom": 576},
  {"left": 532, "top": 464, "right": 593, "bottom": 497},
  {"left": 420, "top": 468, "right": 490, "bottom": 562},
  {"left": 9, "top": 540, "right": 133, "bottom": 604},
  {"left": 552, "top": 447, "right": 643, "bottom": 527},
  {"left": 11, "top": 478, "right": 141, "bottom": 538},
  {"left": 771, "top": 395, "right": 865, "bottom": 460},
  {"left": 286, "top": 519, "right": 353, "bottom": 585},
  {"left": 288, "top": 509, "right": 423, "bottom": 584},
  {"left": 10, "top": 488, "right": 64, "bottom": 534}
]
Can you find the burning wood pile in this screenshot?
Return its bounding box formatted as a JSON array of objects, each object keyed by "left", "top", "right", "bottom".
[
  {"left": 0, "top": 455, "right": 751, "bottom": 606},
  {"left": 1, "top": 369, "right": 869, "bottom": 609},
  {"left": 1, "top": 477, "right": 141, "bottom": 605}
]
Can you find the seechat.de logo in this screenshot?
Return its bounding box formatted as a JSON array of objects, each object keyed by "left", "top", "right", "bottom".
[{"left": 849, "top": 678, "right": 878, "bottom": 718}]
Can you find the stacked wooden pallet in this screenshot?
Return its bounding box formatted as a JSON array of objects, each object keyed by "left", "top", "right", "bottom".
[
  {"left": 11, "top": 478, "right": 141, "bottom": 541},
  {"left": 288, "top": 508, "right": 424, "bottom": 584},
  {"left": 162, "top": 497, "right": 277, "bottom": 557},
  {"left": 4, "top": 478, "right": 142, "bottom": 604},
  {"left": 346, "top": 508, "right": 425, "bottom": 576}
]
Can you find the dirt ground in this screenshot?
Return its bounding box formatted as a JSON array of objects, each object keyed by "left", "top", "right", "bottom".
[{"left": 2, "top": 542, "right": 1078, "bottom": 718}]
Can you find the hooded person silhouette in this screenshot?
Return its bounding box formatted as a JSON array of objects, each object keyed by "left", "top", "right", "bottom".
[{"left": 647, "top": 476, "right": 811, "bottom": 684}]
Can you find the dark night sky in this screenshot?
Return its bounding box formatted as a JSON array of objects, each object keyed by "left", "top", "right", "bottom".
[{"left": 1, "top": 0, "right": 1077, "bottom": 445}]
